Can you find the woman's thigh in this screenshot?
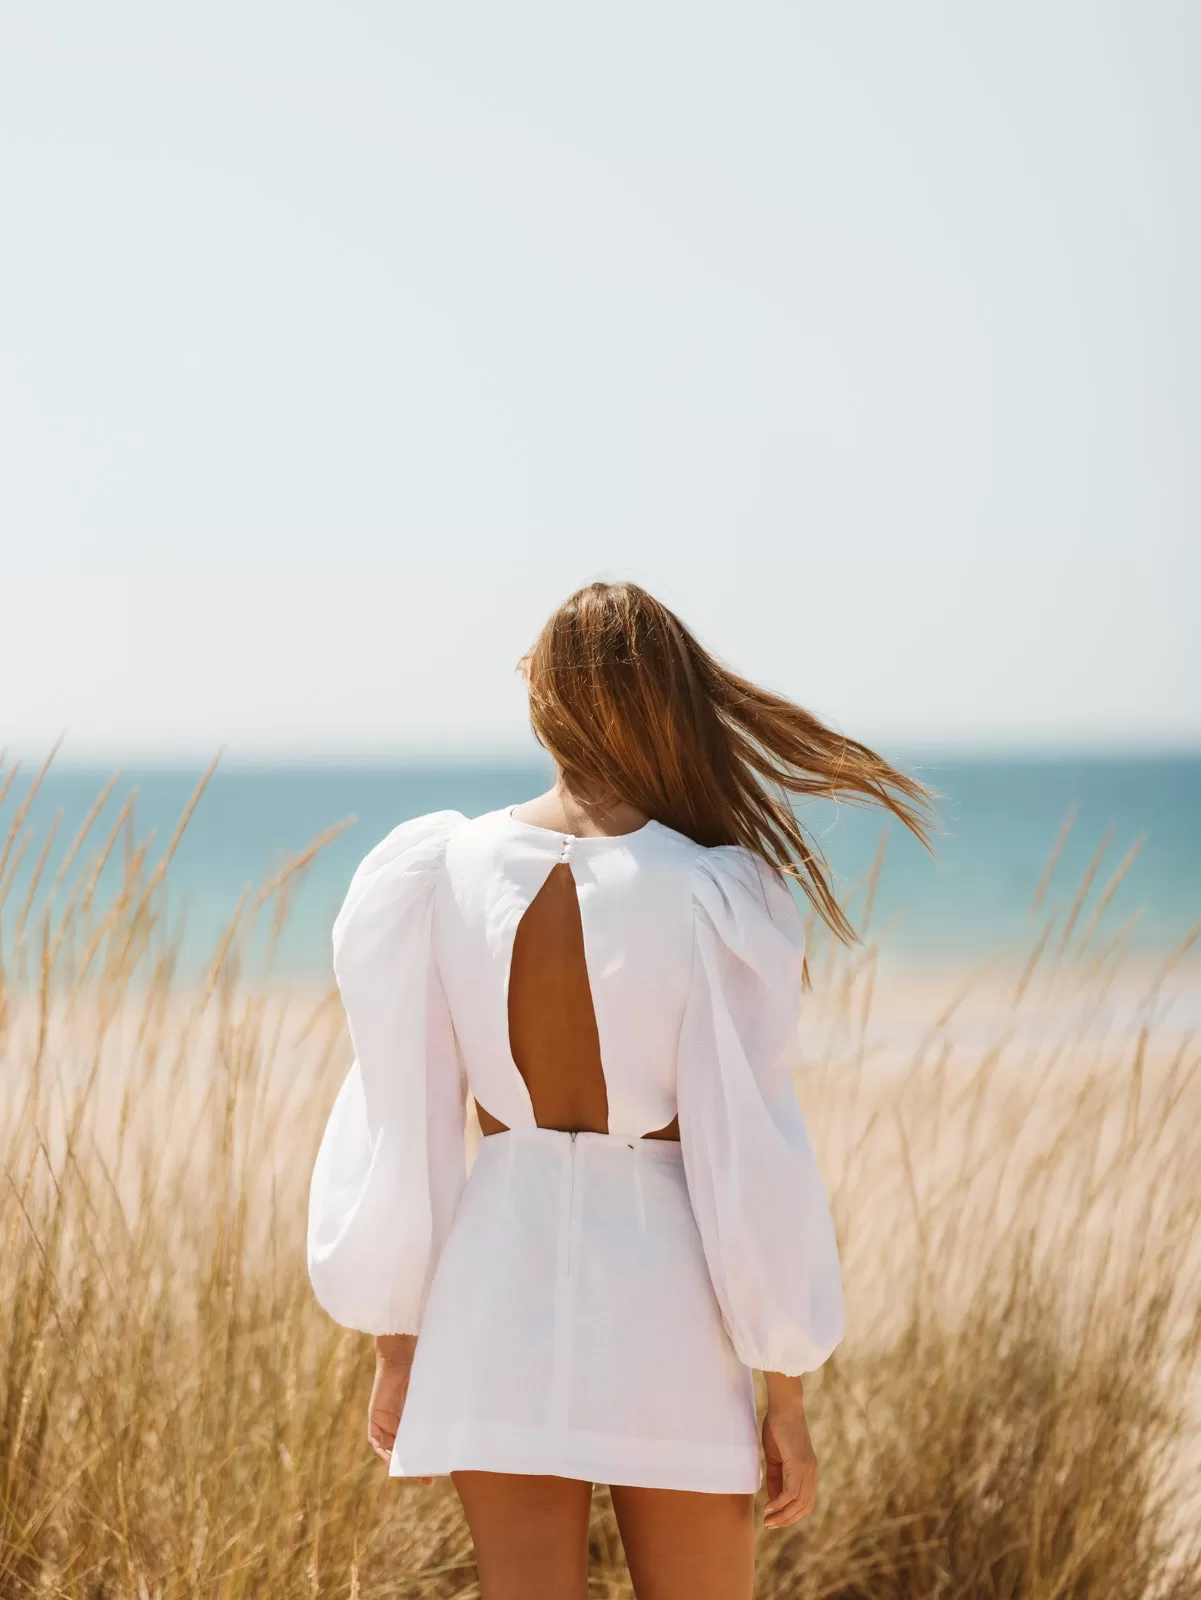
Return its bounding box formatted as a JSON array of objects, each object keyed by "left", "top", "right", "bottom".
[
  {"left": 451, "top": 1471, "right": 593, "bottom": 1600},
  {"left": 609, "top": 1485, "right": 755, "bottom": 1600}
]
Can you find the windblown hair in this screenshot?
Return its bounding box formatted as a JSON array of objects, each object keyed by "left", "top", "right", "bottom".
[{"left": 519, "top": 580, "right": 936, "bottom": 945}]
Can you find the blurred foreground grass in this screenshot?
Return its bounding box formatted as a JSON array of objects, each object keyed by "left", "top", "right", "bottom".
[{"left": 2, "top": 754, "right": 1199, "bottom": 1598}]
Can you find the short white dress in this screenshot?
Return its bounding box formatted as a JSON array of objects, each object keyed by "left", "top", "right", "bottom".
[{"left": 307, "top": 805, "right": 843, "bottom": 1493}]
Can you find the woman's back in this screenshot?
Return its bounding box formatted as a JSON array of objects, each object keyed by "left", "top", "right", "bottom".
[
  {"left": 435, "top": 807, "right": 702, "bottom": 1140},
  {"left": 505, "top": 858, "right": 610, "bottom": 1134}
]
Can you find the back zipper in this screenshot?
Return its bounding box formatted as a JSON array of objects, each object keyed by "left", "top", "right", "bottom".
[{"left": 565, "top": 1131, "right": 579, "bottom": 1277}]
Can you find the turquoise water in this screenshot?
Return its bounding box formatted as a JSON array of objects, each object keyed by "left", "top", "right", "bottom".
[{"left": 3, "top": 755, "right": 1198, "bottom": 976}]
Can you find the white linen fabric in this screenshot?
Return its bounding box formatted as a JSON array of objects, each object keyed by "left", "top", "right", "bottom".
[{"left": 307, "top": 805, "right": 844, "bottom": 1491}]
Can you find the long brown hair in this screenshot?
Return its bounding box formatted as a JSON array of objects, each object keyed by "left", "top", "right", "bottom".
[{"left": 518, "top": 580, "right": 935, "bottom": 945}]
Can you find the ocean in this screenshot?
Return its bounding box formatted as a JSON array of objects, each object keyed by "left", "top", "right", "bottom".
[{"left": 3, "top": 754, "right": 1198, "bottom": 978}]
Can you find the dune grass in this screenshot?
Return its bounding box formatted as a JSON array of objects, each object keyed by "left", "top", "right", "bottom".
[{"left": 1, "top": 755, "right": 1198, "bottom": 1598}]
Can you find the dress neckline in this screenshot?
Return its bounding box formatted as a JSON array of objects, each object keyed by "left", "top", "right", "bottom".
[{"left": 501, "top": 804, "right": 660, "bottom": 846}]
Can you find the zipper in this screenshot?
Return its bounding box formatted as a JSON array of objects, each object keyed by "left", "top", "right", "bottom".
[
  {"left": 632, "top": 1145, "right": 647, "bottom": 1231},
  {"left": 565, "top": 1132, "right": 578, "bottom": 1277}
]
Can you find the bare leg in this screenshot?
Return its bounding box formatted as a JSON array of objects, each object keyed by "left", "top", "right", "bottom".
[
  {"left": 452, "top": 1471, "right": 593, "bottom": 1600},
  {"left": 609, "top": 1485, "right": 755, "bottom": 1600}
]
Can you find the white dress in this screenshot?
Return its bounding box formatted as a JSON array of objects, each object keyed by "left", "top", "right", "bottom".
[{"left": 307, "top": 805, "right": 843, "bottom": 1493}]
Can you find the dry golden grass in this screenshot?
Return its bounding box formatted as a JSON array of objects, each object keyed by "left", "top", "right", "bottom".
[{"left": 2, "top": 755, "right": 1199, "bottom": 1598}]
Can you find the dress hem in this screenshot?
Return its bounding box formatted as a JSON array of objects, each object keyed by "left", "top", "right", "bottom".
[{"left": 390, "top": 1422, "right": 762, "bottom": 1495}]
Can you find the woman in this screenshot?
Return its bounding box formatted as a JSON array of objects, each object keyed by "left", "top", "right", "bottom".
[{"left": 307, "top": 581, "right": 932, "bottom": 1599}]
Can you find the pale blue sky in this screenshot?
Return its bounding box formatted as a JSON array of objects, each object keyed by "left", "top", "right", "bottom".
[{"left": 2, "top": 2, "right": 1198, "bottom": 760}]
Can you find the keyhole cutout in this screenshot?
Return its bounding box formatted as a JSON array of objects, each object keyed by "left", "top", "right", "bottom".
[{"left": 505, "top": 862, "right": 610, "bottom": 1134}]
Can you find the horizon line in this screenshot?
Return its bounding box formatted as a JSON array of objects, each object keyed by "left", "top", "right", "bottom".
[{"left": 5, "top": 741, "right": 1201, "bottom": 774}]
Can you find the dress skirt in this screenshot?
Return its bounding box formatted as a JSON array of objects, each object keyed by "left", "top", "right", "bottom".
[{"left": 390, "top": 1127, "right": 763, "bottom": 1493}]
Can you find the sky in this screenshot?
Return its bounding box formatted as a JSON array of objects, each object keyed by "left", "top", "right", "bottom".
[{"left": 2, "top": 2, "right": 1198, "bottom": 762}]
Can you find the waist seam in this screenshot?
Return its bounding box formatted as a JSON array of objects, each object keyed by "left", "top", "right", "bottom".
[{"left": 479, "top": 1126, "right": 684, "bottom": 1161}]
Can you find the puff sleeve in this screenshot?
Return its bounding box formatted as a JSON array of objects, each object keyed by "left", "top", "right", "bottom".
[
  {"left": 307, "top": 809, "right": 468, "bottom": 1335},
  {"left": 677, "top": 846, "right": 844, "bottom": 1376}
]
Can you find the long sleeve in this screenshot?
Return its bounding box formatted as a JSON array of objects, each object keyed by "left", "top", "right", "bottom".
[
  {"left": 307, "top": 809, "right": 468, "bottom": 1335},
  {"left": 677, "top": 846, "right": 844, "bottom": 1377}
]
